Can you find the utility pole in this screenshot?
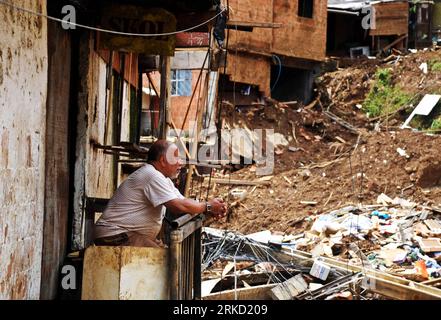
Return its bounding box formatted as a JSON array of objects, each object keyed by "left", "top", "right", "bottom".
[{"left": 159, "top": 55, "right": 171, "bottom": 139}]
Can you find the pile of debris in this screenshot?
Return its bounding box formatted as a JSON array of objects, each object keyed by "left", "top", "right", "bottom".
[
  {"left": 317, "top": 46, "right": 441, "bottom": 128},
  {"left": 200, "top": 227, "right": 386, "bottom": 300},
  {"left": 201, "top": 194, "right": 441, "bottom": 300},
  {"left": 205, "top": 128, "right": 441, "bottom": 236},
  {"left": 291, "top": 194, "right": 441, "bottom": 284}
]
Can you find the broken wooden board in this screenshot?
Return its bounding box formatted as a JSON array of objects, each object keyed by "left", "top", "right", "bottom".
[
  {"left": 202, "top": 279, "right": 222, "bottom": 296},
  {"left": 202, "top": 284, "right": 276, "bottom": 300},
  {"left": 300, "top": 201, "right": 318, "bottom": 206},
  {"left": 418, "top": 238, "right": 441, "bottom": 253},
  {"left": 424, "top": 220, "right": 441, "bottom": 235},
  {"left": 209, "top": 178, "right": 271, "bottom": 186},
  {"left": 415, "top": 222, "right": 431, "bottom": 237},
  {"left": 270, "top": 274, "right": 308, "bottom": 300},
  {"left": 281, "top": 247, "right": 441, "bottom": 300}
]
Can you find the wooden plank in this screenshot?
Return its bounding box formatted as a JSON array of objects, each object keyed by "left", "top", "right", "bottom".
[
  {"left": 210, "top": 178, "right": 272, "bottom": 186},
  {"left": 227, "top": 21, "right": 283, "bottom": 28},
  {"left": 184, "top": 70, "right": 208, "bottom": 196},
  {"left": 225, "top": 53, "right": 271, "bottom": 96},
  {"left": 419, "top": 238, "right": 441, "bottom": 252},
  {"left": 270, "top": 274, "right": 308, "bottom": 300},
  {"left": 422, "top": 278, "right": 441, "bottom": 287},
  {"left": 377, "top": 34, "right": 408, "bottom": 55},
  {"left": 424, "top": 220, "right": 441, "bottom": 234},
  {"left": 203, "top": 284, "right": 276, "bottom": 300},
  {"left": 159, "top": 56, "right": 171, "bottom": 139},
  {"left": 41, "top": 20, "right": 71, "bottom": 299},
  {"left": 272, "top": 0, "right": 327, "bottom": 62},
  {"left": 281, "top": 248, "right": 441, "bottom": 300},
  {"left": 370, "top": 2, "right": 409, "bottom": 36}
]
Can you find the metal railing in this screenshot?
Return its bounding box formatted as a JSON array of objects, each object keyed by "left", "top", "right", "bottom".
[{"left": 169, "top": 214, "right": 203, "bottom": 300}]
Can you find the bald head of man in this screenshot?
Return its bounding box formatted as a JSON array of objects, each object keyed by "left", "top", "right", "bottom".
[{"left": 147, "top": 140, "right": 183, "bottom": 179}]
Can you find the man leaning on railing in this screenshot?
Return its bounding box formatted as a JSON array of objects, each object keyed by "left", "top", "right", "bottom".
[{"left": 94, "top": 140, "right": 227, "bottom": 247}]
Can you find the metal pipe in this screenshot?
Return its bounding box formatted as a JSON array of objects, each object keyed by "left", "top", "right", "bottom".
[
  {"left": 172, "top": 214, "right": 195, "bottom": 229},
  {"left": 328, "top": 8, "right": 360, "bottom": 16}
]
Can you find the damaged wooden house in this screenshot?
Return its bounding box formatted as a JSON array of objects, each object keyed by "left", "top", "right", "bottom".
[
  {"left": 327, "top": 0, "right": 409, "bottom": 57},
  {"left": 220, "top": 0, "right": 328, "bottom": 105},
  {"left": 0, "top": 0, "right": 221, "bottom": 300}
]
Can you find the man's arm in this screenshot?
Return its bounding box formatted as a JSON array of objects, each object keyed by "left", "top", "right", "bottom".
[
  {"left": 164, "top": 198, "right": 206, "bottom": 215},
  {"left": 164, "top": 198, "right": 227, "bottom": 218}
]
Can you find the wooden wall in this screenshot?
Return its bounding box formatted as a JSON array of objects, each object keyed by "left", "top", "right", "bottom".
[
  {"left": 228, "top": 0, "right": 274, "bottom": 53},
  {"left": 272, "top": 0, "right": 328, "bottom": 62},
  {"left": 225, "top": 0, "right": 327, "bottom": 96},
  {"left": 226, "top": 53, "right": 271, "bottom": 97},
  {"left": 98, "top": 51, "right": 139, "bottom": 88},
  {"left": 227, "top": 0, "right": 328, "bottom": 61},
  {"left": 41, "top": 20, "right": 71, "bottom": 300},
  {"left": 370, "top": 2, "right": 409, "bottom": 36},
  {"left": 0, "top": 0, "right": 48, "bottom": 299},
  {"left": 72, "top": 33, "right": 117, "bottom": 250}
]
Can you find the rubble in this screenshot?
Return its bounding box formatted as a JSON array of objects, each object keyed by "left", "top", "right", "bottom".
[
  {"left": 201, "top": 194, "right": 441, "bottom": 299},
  {"left": 198, "top": 48, "right": 441, "bottom": 300},
  {"left": 201, "top": 221, "right": 441, "bottom": 299}
]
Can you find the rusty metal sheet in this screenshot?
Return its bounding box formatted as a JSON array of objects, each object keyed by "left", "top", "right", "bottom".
[
  {"left": 81, "top": 246, "right": 170, "bottom": 300},
  {"left": 119, "top": 247, "right": 170, "bottom": 300},
  {"left": 81, "top": 246, "right": 122, "bottom": 300}
]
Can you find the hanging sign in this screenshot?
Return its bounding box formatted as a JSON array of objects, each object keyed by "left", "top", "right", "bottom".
[{"left": 99, "top": 5, "right": 176, "bottom": 56}]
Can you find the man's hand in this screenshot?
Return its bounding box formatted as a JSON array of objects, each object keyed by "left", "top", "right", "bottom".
[{"left": 207, "top": 198, "right": 228, "bottom": 220}]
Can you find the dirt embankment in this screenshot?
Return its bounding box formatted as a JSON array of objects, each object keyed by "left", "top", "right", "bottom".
[{"left": 204, "top": 48, "right": 441, "bottom": 236}]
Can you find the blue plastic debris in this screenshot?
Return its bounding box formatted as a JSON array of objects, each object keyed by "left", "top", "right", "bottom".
[{"left": 371, "top": 210, "right": 391, "bottom": 220}]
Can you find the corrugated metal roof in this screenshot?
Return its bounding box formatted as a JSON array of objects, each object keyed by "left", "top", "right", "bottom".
[{"left": 328, "top": 0, "right": 407, "bottom": 11}]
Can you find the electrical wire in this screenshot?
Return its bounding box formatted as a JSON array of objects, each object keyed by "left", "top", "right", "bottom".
[
  {"left": 202, "top": 230, "right": 299, "bottom": 288},
  {"left": 0, "top": 0, "right": 227, "bottom": 37},
  {"left": 271, "top": 55, "right": 282, "bottom": 92}
]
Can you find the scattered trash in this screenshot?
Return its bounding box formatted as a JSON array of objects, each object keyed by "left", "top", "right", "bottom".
[
  {"left": 397, "top": 148, "right": 410, "bottom": 158},
  {"left": 310, "top": 259, "right": 331, "bottom": 281},
  {"left": 288, "top": 146, "right": 303, "bottom": 152},
  {"left": 270, "top": 274, "right": 308, "bottom": 300},
  {"left": 419, "top": 238, "right": 441, "bottom": 253},
  {"left": 206, "top": 195, "right": 441, "bottom": 293},
  {"left": 371, "top": 210, "right": 391, "bottom": 220},
  {"left": 401, "top": 94, "right": 441, "bottom": 129},
  {"left": 419, "top": 62, "right": 428, "bottom": 74},
  {"left": 229, "top": 189, "right": 247, "bottom": 202}
]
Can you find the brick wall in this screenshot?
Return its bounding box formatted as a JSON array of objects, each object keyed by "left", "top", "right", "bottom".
[{"left": 148, "top": 70, "right": 208, "bottom": 132}]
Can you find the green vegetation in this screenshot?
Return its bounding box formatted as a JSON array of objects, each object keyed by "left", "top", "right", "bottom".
[
  {"left": 363, "top": 68, "right": 412, "bottom": 118},
  {"left": 429, "top": 60, "right": 441, "bottom": 72},
  {"left": 430, "top": 118, "right": 441, "bottom": 131},
  {"left": 410, "top": 105, "right": 441, "bottom": 131}
]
